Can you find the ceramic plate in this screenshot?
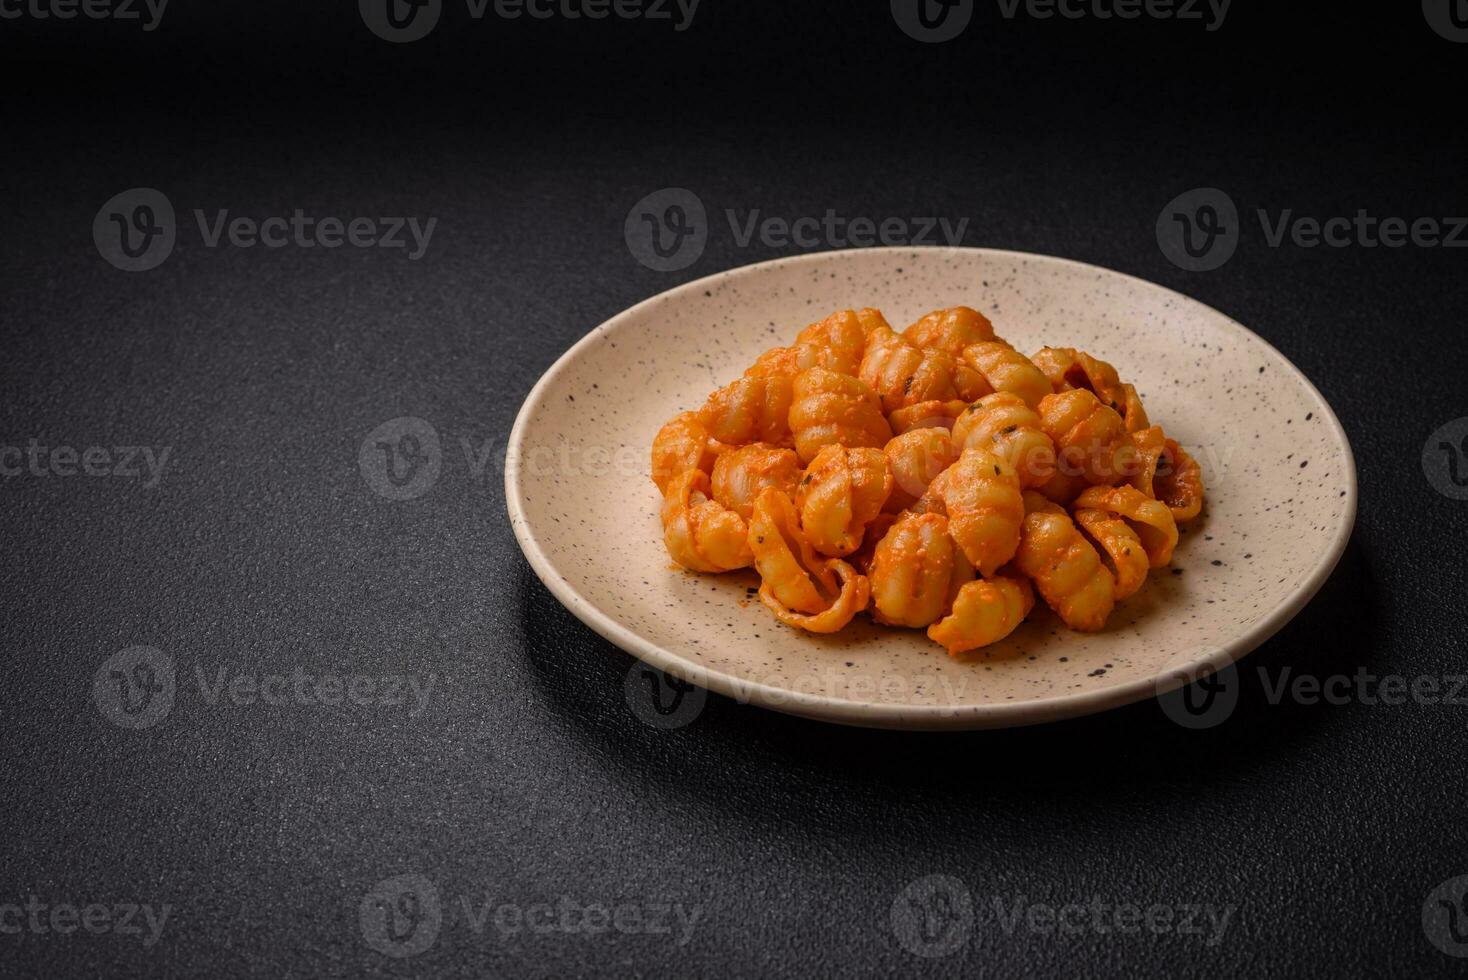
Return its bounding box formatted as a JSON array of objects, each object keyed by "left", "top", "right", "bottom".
[{"left": 506, "top": 248, "right": 1356, "bottom": 730}]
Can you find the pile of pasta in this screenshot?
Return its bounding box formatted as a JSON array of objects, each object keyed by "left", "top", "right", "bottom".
[{"left": 650, "top": 307, "right": 1204, "bottom": 655}]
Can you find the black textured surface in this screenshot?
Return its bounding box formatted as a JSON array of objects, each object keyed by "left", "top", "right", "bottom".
[{"left": 3, "top": 4, "right": 1468, "bottom": 977}]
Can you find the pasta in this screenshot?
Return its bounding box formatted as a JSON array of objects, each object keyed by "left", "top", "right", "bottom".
[
  {"left": 883, "top": 428, "right": 959, "bottom": 512},
  {"left": 1032, "top": 347, "right": 1151, "bottom": 433},
  {"left": 1156, "top": 437, "right": 1204, "bottom": 524},
  {"left": 928, "top": 575, "right": 1034, "bottom": 655},
  {"left": 788, "top": 367, "right": 892, "bottom": 464},
  {"left": 661, "top": 469, "right": 753, "bottom": 573},
  {"left": 699, "top": 374, "right": 794, "bottom": 447},
  {"left": 1072, "top": 508, "right": 1149, "bottom": 601},
  {"left": 651, "top": 410, "right": 727, "bottom": 494},
  {"left": 903, "top": 306, "right": 997, "bottom": 359},
  {"left": 795, "top": 445, "right": 893, "bottom": 557},
  {"left": 887, "top": 399, "right": 971, "bottom": 436},
  {"left": 963, "top": 341, "right": 1053, "bottom": 410},
  {"left": 710, "top": 443, "right": 802, "bottom": 521},
  {"left": 951, "top": 392, "right": 1057, "bottom": 489},
  {"left": 650, "top": 303, "right": 1206, "bottom": 654},
  {"left": 931, "top": 448, "right": 1025, "bottom": 578},
  {"left": 869, "top": 512, "right": 974, "bottom": 627},
  {"left": 796, "top": 308, "right": 891, "bottom": 377},
  {"left": 858, "top": 327, "right": 967, "bottom": 414},
  {"left": 1037, "top": 388, "right": 1138, "bottom": 487},
  {"left": 1073, "top": 484, "right": 1179, "bottom": 568},
  {"left": 1013, "top": 491, "right": 1115, "bottom": 632},
  {"left": 747, "top": 488, "right": 869, "bottom": 633}
]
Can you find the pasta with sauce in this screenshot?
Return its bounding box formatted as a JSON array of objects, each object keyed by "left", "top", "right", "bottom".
[{"left": 650, "top": 305, "right": 1206, "bottom": 655}]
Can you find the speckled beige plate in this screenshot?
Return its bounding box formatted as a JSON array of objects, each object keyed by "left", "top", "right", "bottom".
[{"left": 506, "top": 248, "right": 1356, "bottom": 730}]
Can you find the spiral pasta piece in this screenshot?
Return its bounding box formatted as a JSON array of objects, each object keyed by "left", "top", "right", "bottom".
[
  {"left": 887, "top": 399, "right": 970, "bottom": 435},
  {"left": 795, "top": 445, "right": 893, "bottom": 557},
  {"left": 903, "top": 306, "right": 997, "bottom": 359},
  {"left": 1031, "top": 347, "right": 1151, "bottom": 432},
  {"left": 661, "top": 469, "right": 753, "bottom": 572},
  {"left": 951, "top": 391, "right": 1058, "bottom": 489},
  {"left": 933, "top": 448, "right": 1025, "bottom": 577},
  {"left": 883, "top": 428, "right": 959, "bottom": 512},
  {"left": 699, "top": 374, "right": 794, "bottom": 448},
  {"left": 1073, "top": 484, "right": 1179, "bottom": 568},
  {"left": 760, "top": 558, "right": 870, "bottom": 634},
  {"left": 1128, "top": 426, "right": 1168, "bottom": 498},
  {"left": 651, "top": 411, "right": 728, "bottom": 494},
  {"left": 710, "top": 443, "right": 802, "bottom": 521},
  {"left": 964, "top": 341, "right": 1053, "bottom": 410},
  {"left": 795, "top": 308, "right": 890, "bottom": 377},
  {"left": 927, "top": 574, "right": 1034, "bottom": 655},
  {"left": 747, "top": 488, "right": 829, "bottom": 612},
  {"left": 1037, "top": 389, "right": 1138, "bottom": 486},
  {"left": 869, "top": 512, "right": 975, "bottom": 628},
  {"left": 789, "top": 368, "right": 892, "bottom": 464},
  {"left": 849, "top": 512, "right": 897, "bottom": 576},
  {"left": 858, "top": 327, "right": 968, "bottom": 414},
  {"left": 1032, "top": 468, "right": 1090, "bottom": 507},
  {"left": 748, "top": 488, "right": 868, "bottom": 632},
  {"left": 1156, "top": 438, "right": 1204, "bottom": 524},
  {"left": 1072, "top": 509, "right": 1149, "bottom": 601},
  {"left": 1014, "top": 491, "right": 1114, "bottom": 632},
  {"left": 745, "top": 343, "right": 824, "bottom": 379}
]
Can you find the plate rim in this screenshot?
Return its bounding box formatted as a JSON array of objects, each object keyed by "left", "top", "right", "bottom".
[{"left": 505, "top": 246, "right": 1359, "bottom": 730}]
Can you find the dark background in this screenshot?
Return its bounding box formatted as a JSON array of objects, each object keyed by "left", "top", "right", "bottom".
[{"left": 3, "top": 2, "right": 1467, "bottom": 977}]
